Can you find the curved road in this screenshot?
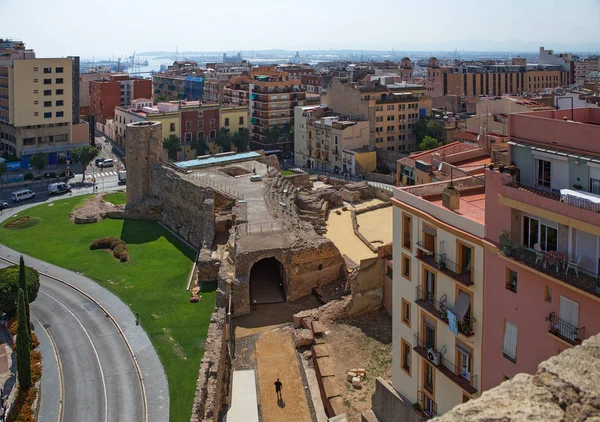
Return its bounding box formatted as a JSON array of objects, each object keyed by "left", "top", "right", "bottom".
[{"left": 0, "top": 259, "right": 146, "bottom": 422}]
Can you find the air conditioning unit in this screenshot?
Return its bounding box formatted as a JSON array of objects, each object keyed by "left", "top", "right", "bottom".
[{"left": 427, "top": 348, "right": 440, "bottom": 366}]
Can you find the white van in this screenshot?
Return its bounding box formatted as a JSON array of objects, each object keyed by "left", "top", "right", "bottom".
[
  {"left": 11, "top": 189, "right": 35, "bottom": 202},
  {"left": 99, "top": 159, "right": 114, "bottom": 168}
]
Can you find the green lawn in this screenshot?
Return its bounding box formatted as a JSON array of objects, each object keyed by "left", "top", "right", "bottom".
[
  {"left": 281, "top": 170, "right": 295, "bottom": 176},
  {"left": 103, "top": 191, "right": 127, "bottom": 205},
  {"left": 1, "top": 196, "right": 215, "bottom": 422}
]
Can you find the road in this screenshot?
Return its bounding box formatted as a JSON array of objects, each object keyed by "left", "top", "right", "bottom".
[{"left": 0, "top": 259, "right": 145, "bottom": 422}]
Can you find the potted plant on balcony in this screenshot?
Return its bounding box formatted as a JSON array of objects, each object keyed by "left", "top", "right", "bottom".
[
  {"left": 487, "top": 163, "right": 495, "bottom": 170},
  {"left": 500, "top": 230, "right": 512, "bottom": 256},
  {"left": 412, "top": 403, "right": 425, "bottom": 417},
  {"left": 509, "top": 164, "right": 517, "bottom": 176},
  {"left": 573, "top": 183, "right": 583, "bottom": 190},
  {"left": 438, "top": 257, "right": 446, "bottom": 270},
  {"left": 498, "top": 163, "right": 506, "bottom": 173}
]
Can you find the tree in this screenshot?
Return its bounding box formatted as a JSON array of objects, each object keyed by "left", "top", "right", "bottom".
[
  {"left": 231, "top": 128, "right": 250, "bottom": 152},
  {"left": 264, "top": 127, "right": 282, "bottom": 144},
  {"left": 0, "top": 264, "right": 40, "bottom": 316},
  {"left": 71, "top": 145, "right": 99, "bottom": 182},
  {"left": 0, "top": 161, "right": 7, "bottom": 186},
  {"left": 17, "top": 289, "right": 32, "bottom": 389},
  {"left": 163, "top": 136, "right": 181, "bottom": 161},
  {"left": 416, "top": 135, "right": 443, "bottom": 152},
  {"left": 190, "top": 134, "right": 208, "bottom": 156},
  {"left": 154, "top": 93, "right": 168, "bottom": 102},
  {"left": 19, "top": 256, "right": 31, "bottom": 335},
  {"left": 30, "top": 152, "right": 47, "bottom": 173},
  {"left": 413, "top": 119, "right": 443, "bottom": 143},
  {"left": 215, "top": 128, "right": 232, "bottom": 153}
]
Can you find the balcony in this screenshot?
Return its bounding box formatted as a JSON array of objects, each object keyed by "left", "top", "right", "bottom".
[
  {"left": 501, "top": 177, "right": 600, "bottom": 214},
  {"left": 546, "top": 312, "right": 586, "bottom": 346},
  {"left": 415, "top": 286, "right": 475, "bottom": 337},
  {"left": 416, "top": 392, "right": 437, "bottom": 419},
  {"left": 416, "top": 252, "right": 474, "bottom": 287},
  {"left": 499, "top": 236, "right": 600, "bottom": 297},
  {"left": 413, "top": 333, "right": 478, "bottom": 394}
]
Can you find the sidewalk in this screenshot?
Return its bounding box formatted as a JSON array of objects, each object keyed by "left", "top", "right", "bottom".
[
  {"left": 227, "top": 370, "right": 259, "bottom": 422},
  {"left": 0, "top": 235, "right": 169, "bottom": 422}
]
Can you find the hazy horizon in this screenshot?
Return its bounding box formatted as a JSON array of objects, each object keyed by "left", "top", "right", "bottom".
[{"left": 2, "top": 0, "right": 600, "bottom": 58}]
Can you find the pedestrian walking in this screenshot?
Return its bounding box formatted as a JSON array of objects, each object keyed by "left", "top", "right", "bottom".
[{"left": 274, "top": 378, "right": 283, "bottom": 400}]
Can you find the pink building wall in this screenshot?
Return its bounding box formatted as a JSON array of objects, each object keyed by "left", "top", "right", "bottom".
[{"left": 482, "top": 169, "right": 600, "bottom": 391}]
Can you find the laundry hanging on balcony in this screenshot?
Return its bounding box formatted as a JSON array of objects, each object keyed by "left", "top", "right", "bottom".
[
  {"left": 451, "top": 291, "right": 471, "bottom": 322},
  {"left": 447, "top": 309, "right": 458, "bottom": 335}
]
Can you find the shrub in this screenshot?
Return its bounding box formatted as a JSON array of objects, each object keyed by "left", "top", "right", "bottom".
[
  {"left": 90, "top": 237, "right": 130, "bottom": 262},
  {"left": 24, "top": 172, "right": 33, "bottom": 181},
  {"left": 0, "top": 266, "right": 40, "bottom": 316}
]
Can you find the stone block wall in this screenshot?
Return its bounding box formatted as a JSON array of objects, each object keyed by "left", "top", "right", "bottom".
[
  {"left": 363, "top": 377, "right": 427, "bottom": 422},
  {"left": 125, "top": 121, "right": 163, "bottom": 207},
  {"left": 150, "top": 165, "right": 216, "bottom": 248},
  {"left": 190, "top": 308, "right": 230, "bottom": 422},
  {"left": 285, "top": 173, "right": 312, "bottom": 189}
]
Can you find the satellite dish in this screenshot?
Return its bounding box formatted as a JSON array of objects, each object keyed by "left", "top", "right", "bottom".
[{"left": 437, "top": 162, "right": 443, "bottom": 171}]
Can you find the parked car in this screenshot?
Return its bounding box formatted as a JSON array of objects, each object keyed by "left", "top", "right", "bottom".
[
  {"left": 0, "top": 201, "right": 9, "bottom": 210},
  {"left": 95, "top": 157, "right": 106, "bottom": 167},
  {"left": 99, "top": 159, "right": 114, "bottom": 168},
  {"left": 48, "top": 182, "right": 72, "bottom": 195},
  {"left": 117, "top": 170, "right": 126, "bottom": 185},
  {"left": 11, "top": 189, "right": 35, "bottom": 202}
]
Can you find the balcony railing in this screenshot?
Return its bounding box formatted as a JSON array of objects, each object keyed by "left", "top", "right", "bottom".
[
  {"left": 413, "top": 333, "right": 478, "bottom": 394},
  {"left": 501, "top": 177, "right": 600, "bottom": 213},
  {"left": 546, "top": 312, "right": 586, "bottom": 346},
  {"left": 415, "top": 286, "right": 475, "bottom": 337},
  {"left": 416, "top": 392, "right": 437, "bottom": 419},
  {"left": 416, "top": 252, "right": 474, "bottom": 287},
  {"left": 499, "top": 236, "right": 600, "bottom": 297}
]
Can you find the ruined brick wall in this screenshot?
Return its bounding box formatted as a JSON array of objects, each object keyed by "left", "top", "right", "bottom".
[
  {"left": 190, "top": 308, "right": 230, "bottom": 422},
  {"left": 285, "top": 173, "right": 312, "bottom": 189},
  {"left": 150, "top": 165, "right": 216, "bottom": 248},
  {"left": 436, "top": 334, "right": 600, "bottom": 422}
]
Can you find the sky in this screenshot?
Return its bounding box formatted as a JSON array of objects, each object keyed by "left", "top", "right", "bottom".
[{"left": 2, "top": 0, "right": 600, "bottom": 58}]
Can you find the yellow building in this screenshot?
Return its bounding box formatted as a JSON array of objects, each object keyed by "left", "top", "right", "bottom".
[
  {"left": 0, "top": 55, "right": 87, "bottom": 166},
  {"left": 221, "top": 105, "right": 248, "bottom": 135}
]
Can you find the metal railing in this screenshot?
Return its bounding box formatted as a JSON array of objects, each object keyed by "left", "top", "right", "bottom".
[
  {"left": 501, "top": 177, "right": 600, "bottom": 213},
  {"left": 546, "top": 312, "right": 585, "bottom": 346},
  {"left": 415, "top": 286, "right": 475, "bottom": 337},
  {"left": 415, "top": 286, "right": 446, "bottom": 315},
  {"left": 499, "top": 236, "right": 600, "bottom": 297},
  {"left": 423, "top": 252, "right": 474, "bottom": 286},
  {"left": 416, "top": 392, "right": 437, "bottom": 419},
  {"left": 188, "top": 173, "right": 245, "bottom": 200}
]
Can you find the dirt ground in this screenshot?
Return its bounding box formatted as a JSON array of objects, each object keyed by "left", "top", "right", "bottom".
[
  {"left": 255, "top": 328, "right": 312, "bottom": 422},
  {"left": 324, "top": 199, "right": 388, "bottom": 264},
  {"left": 356, "top": 206, "right": 393, "bottom": 245},
  {"left": 322, "top": 308, "right": 393, "bottom": 422}
]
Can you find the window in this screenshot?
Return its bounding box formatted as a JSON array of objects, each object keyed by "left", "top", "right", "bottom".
[
  {"left": 44, "top": 67, "right": 52, "bottom": 74},
  {"left": 44, "top": 112, "right": 52, "bottom": 119},
  {"left": 456, "top": 341, "right": 473, "bottom": 382},
  {"left": 423, "top": 361, "right": 434, "bottom": 393},
  {"left": 56, "top": 134, "right": 68, "bottom": 142},
  {"left": 23, "top": 138, "right": 35, "bottom": 146},
  {"left": 198, "top": 120, "right": 204, "bottom": 129},
  {"left": 198, "top": 132, "right": 204, "bottom": 141},
  {"left": 224, "top": 118, "right": 230, "bottom": 126},
  {"left": 56, "top": 78, "right": 63, "bottom": 84},
  {"left": 56, "top": 100, "right": 63, "bottom": 107},
  {"left": 535, "top": 158, "right": 551, "bottom": 189},
  {"left": 523, "top": 215, "right": 557, "bottom": 251},
  {"left": 185, "top": 132, "right": 192, "bottom": 142},
  {"left": 33, "top": 100, "right": 38, "bottom": 105},
  {"left": 402, "top": 214, "right": 412, "bottom": 250},
  {"left": 502, "top": 320, "right": 518, "bottom": 362},
  {"left": 34, "top": 112, "right": 38, "bottom": 116},
  {"left": 423, "top": 315, "right": 436, "bottom": 349},
  {"left": 33, "top": 67, "right": 38, "bottom": 72},
  {"left": 457, "top": 242, "right": 473, "bottom": 278},
  {"left": 56, "top": 67, "right": 64, "bottom": 73},
  {"left": 402, "top": 254, "right": 411, "bottom": 280},
  {"left": 43, "top": 79, "right": 51, "bottom": 85},
  {"left": 209, "top": 130, "right": 216, "bottom": 139},
  {"left": 56, "top": 89, "right": 63, "bottom": 95},
  {"left": 185, "top": 121, "right": 191, "bottom": 130},
  {"left": 210, "top": 119, "right": 215, "bottom": 128},
  {"left": 33, "top": 78, "right": 39, "bottom": 83},
  {"left": 239, "top": 116, "right": 244, "bottom": 125},
  {"left": 544, "top": 285, "right": 552, "bottom": 303},
  {"left": 590, "top": 178, "right": 600, "bottom": 194},
  {"left": 401, "top": 338, "right": 412, "bottom": 376},
  {"left": 505, "top": 269, "right": 518, "bottom": 293},
  {"left": 56, "top": 111, "right": 64, "bottom": 118},
  {"left": 558, "top": 296, "right": 580, "bottom": 341},
  {"left": 386, "top": 265, "right": 393, "bottom": 279},
  {"left": 44, "top": 90, "right": 51, "bottom": 96},
  {"left": 33, "top": 89, "right": 38, "bottom": 94},
  {"left": 401, "top": 298, "right": 411, "bottom": 327},
  {"left": 169, "top": 123, "right": 176, "bottom": 132},
  {"left": 423, "top": 269, "right": 435, "bottom": 303}
]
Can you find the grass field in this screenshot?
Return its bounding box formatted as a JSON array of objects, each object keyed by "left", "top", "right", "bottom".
[
  {"left": 103, "top": 191, "right": 127, "bottom": 205},
  {"left": 1, "top": 196, "right": 215, "bottom": 422},
  {"left": 281, "top": 170, "right": 295, "bottom": 176}
]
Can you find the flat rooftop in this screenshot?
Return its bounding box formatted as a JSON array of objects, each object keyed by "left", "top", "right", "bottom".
[{"left": 426, "top": 189, "right": 486, "bottom": 225}]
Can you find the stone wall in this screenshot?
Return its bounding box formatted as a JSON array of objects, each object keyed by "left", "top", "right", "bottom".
[
  {"left": 125, "top": 121, "right": 163, "bottom": 207},
  {"left": 376, "top": 148, "right": 406, "bottom": 173},
  {"left": 190, "top": 308, "right": 230, "bottom": 422},
  {"left": 361, "top": 378, "right": 427, "bottom": 422},
  {"left": 365, "top": 172, "right": 395, "bottom": 185},
  {"left": 435, "top": 334, "right": 600, "bottom": 422},
  {"left": 150, "top": 165, "right": 216, "bottom": 248},
  {"left": 285, "top": 172, "right": 312, "bottom": 189}
]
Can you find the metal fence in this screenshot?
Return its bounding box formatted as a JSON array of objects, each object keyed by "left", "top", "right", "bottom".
[{"left": 188, "top": 173, "right": 245, "bottom": 200}]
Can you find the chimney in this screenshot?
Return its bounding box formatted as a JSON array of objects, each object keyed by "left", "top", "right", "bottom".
[{"left": 442, "top": 186, "right": 460, "bottom": 211}]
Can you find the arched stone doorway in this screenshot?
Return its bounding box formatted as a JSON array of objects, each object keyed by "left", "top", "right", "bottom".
[{"left": 249, "top": 257, "right": 287, "bottom": 304}]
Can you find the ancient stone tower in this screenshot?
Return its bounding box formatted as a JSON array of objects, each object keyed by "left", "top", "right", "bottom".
[{"left": 125, "top": 121, "right": 163, "bottom": 207}]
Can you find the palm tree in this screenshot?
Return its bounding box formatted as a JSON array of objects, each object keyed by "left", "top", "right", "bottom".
[
  {"left": 190, "top": 134, "right": 208, "bottom": 156},
  {"left": 162, "top": 136, "right": 181, "bottom": 161}
]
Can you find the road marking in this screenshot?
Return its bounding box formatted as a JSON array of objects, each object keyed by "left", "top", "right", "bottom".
[
  {"left": 39, "top": 289, "right": 109, "bottom": 422},
  {"left": 32, "top": 311, "right": 64, "bottom": 422}
]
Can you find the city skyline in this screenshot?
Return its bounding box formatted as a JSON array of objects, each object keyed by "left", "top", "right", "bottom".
[{"left": 2, "top": 0, "right": 600, "bottom": 58}]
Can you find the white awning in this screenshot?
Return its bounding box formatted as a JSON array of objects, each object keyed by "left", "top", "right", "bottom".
[{"left": 452, "top": 291, "right": 471, "bottom": 322}]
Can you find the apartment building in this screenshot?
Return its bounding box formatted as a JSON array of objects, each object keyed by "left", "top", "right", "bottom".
[
  {"left": 482, "top": 108, "right": 600, "bottom": 390},
  {"left": 221, "top": 105, "right": 248, "bottom": 135},
  {"left": 323, "top": 78, "right": 432, "bottom": 152},
  {"left": 223, "top": 76, "right": 250, "bottom": 106},
  {"left": 0, "top": 52, "right": 88, "bottom": 166},
  {"left": 422, "top": 57, "right": 569, "bottom": 98},
  {"left": 574, "top": 57, "right": 600, "bottom": 85},
  {"left": 89, "top": 74, "right": 152, "bottom": 124},
  {"left": 301, "top": 74, "right": 323, "bottom": 95},
  {"left": 202, "top": 65, "right": 249, "bottom": 103},
  {"left": 392, "top": 176, "right": 486, "bottom": 417},
  {"left": 153, "top": 71, "right": 204, "bottom": 101},
  {"left": 293, "top": 105, "right": 372, "bottom": 175},
  {"left": 248, "top": 66, "right": 307, "bottom": 156}
]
